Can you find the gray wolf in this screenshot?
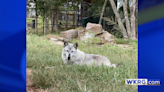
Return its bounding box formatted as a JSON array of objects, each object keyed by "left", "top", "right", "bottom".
[{"left": 62, "top": 41, "right": 122, "bottom": 68}]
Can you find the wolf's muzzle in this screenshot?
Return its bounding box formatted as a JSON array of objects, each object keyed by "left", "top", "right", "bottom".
[{"left": 68, "top": 54, "right": 70, "bottom": 60}]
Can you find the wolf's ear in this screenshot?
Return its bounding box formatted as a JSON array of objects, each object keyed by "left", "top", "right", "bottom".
[
  {"left": 73, "top": 43, "right": 78, "bottom": 49},
  {"left": 64, "top": 41, "right": 68, "bottom": 47}
]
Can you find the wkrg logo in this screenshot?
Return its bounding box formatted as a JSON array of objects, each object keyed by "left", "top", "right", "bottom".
[
  {"left": 147, "top": 79, "right": 161, "bottom": 85},
  {"left": 125, "top": 79, "right": 161, "bottom": 85}
]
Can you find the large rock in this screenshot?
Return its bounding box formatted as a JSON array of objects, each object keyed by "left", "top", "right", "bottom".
[
  {"left": 99, "top": 31, "right": 115, "bottom": 43},
  {"left": 86, "top": 22, "right": 102, "bottom": 33},
  {"left": 46, "top": 34, "right": 69, "bottom": 42},
  {"left": 77, "top": 29, "right": 85, "bottom": 38},
  {"left": 80, "top": 32, "right": 95, "bottom": 43},
  {"left": 61, "top": 29, "right": 78, "bottom": 41}
]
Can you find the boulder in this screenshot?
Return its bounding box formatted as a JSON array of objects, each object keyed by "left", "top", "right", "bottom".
[
  {"left": 101, "top": 31, "right": 112, "bottom": 40},
  {"left": 46, "top": 34, "right": 70, "bottom": 42},
  {"left": 77, "top": 30, "right": 85, "bottom": 37},
  {"left": 61, "top": 29, "right": 78, "bottom": 41},
  {"left": 99, "top": 31, "right": 115, "bottom": 43},
  {"left": 80, "top": 32, "right": 95, "bottom": 43},
  {"left": 86, "top": 22, "right": 102, "bottom": 33},
  {"left": 50, "top": 40, "right": 64, "bottom": 46}
]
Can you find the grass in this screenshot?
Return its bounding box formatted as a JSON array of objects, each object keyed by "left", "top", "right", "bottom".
[
  {"left": 27, "top": 34, "right": 138, "bottom": 92},
  {"left": 26, "top": 28, "right": 63, "bottom": 36},
  {"left": 115, "top": 39, "right": 137, "bottom": 44},
  {"left": 115, "top": 38, "right": 138, "bottom": 48},
  {"left": 26, "top": 18, "right": 43, "bottom": 29}
]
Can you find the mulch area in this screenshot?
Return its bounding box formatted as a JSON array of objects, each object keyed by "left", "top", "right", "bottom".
[{"left": 26, "top": 68, "right": 45, "bottom": 92}]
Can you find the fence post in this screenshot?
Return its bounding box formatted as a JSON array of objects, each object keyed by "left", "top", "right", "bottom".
[{"left": 56, "top": 8, "right": 58, "bottom": 34}]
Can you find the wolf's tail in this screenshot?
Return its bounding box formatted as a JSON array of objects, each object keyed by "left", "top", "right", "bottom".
[{"left": 111, "top": 64, "right": 116, "bottom": 68}]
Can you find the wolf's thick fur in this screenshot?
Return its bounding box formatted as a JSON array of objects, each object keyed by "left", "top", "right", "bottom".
[{"left": 62, "top": 41, "right": 117, "bottom": 68}]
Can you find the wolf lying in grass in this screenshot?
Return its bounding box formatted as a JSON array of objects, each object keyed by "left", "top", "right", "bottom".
[{"left": 62, "top": 41, "right": 122, "bottom": 68}]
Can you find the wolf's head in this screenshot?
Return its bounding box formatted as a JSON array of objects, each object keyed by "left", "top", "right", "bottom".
[{"left": 62, "top": 41, "right": 78, "bottom": 61}]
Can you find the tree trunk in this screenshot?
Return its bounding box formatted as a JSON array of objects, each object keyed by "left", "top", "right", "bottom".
[
  {"left": 103, "top": 7, "right": 106, "bottom": 29},
  {"left": 35, "top": 0, "right": 38, "bottom": 35},
  {"left": 73, "top": 14, "right": 75, "bottom": 28},
  {"left": 35, "top": 16, "right": 38, "bottom": 35},
  {"left": 99, "top": 0, "right": 107, "bottom": 25},
  {"left": 130, "top": 0, "right": 137, "bottom": 39},
  {"left": 56, "top": 8, "right": 58, "bottom": 34},
  {"left": 121, "top": 0, "right": 131, "bottom": 38},
  {"left": 135, "top": 0, "right": 138, "bottom": 39},
  {"left": 109, "top": 0, "right": 128, "bottom": 38},
  {"left": 81, "top": 0, "right": 83, "bottom": 21},
  {"left": 65, "top": 0, "right": 68, "bottom": 30},
  {"left": 73, "top": 2, "right": 75, "bottom": 28},
  {"left": 54, "top": 12, "right": 57, "bottom": 31},
  {"left": 50, "top": 6, "right": 54, "bottom": 33},
  {"left": 53, "top": 8, "right": 58, "bottom": 33},
  {"left": 44, "top": 12, "right": 47, "bottom": 35},
  {"left": 51, "top": 11, "right": 54, "bottom": 33},
  {"left": 75, "top": 0, "right": 78, "bottom": 28}
]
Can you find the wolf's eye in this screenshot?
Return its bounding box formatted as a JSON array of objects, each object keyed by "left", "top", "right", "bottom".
[
  {"left": 71, "top": 51, "right": 73, "bottom": 53},
  {"left": 67, "top": 50, "right": 69, "bottom": 52}
]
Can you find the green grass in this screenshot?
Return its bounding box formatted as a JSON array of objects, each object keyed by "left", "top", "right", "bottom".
[
  {"left": 26, "top": 18, "right": 43, "bottom": 29},
  {"left": 115, "top": 39, "right": 137, "bottom": 44},
  {"left": 27, "top": 34, "right": 138, "bottom": 92},
  {"left": 26, "top": 18, "right": 34, "bottom": 24},
  {"left": 115, "top": 39, "right": 138, "bottom": 48}
]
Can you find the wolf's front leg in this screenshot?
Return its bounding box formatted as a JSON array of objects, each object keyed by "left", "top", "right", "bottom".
[{"left": 62, "top": 59, "right": 68, "bottom": 64}]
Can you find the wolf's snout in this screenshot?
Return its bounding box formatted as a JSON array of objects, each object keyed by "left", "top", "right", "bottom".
[{"left": 68, "top": 54, "right": 70, "bottom": 60}]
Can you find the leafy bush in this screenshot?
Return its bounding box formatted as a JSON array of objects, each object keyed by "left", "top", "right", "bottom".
[{"left": 103, "top": 17, "right": 123, "bottom": 38}]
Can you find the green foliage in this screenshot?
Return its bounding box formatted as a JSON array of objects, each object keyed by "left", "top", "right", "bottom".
[
  {"left": 119, "top": 11, "right": 125, "bottom": 19},
  {"left": 88, "top": 6, "right": 102, "bottom": 17},
  {"left": 88, "top": 0, "right": 112, "bottom": 17},
  {"left": 26, "top": 17, "right": 43, "bottom": 29},
  {"left": 103, "top": 16, "right": 123, "bottom": 38},
  {"left": 29, "top": 0, "right": 67, "bottom": 17},
  {"left": 118, "top": 4, "right": 131, "bottom": 19},
  {"left": 87, "top": 0, "right": 118, "bottom": 17},
  {"left": 27, "top": 34, "right": 137, "bottom": 91},
  {"left": 103, "top": 16, "right": 121, "bottom": 31},
  {"left": 114, "top": 31, "right": 123, "bottom": 38}
]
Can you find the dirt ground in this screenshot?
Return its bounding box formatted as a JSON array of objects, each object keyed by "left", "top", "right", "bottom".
[{"left": 26, "top": 68, "right": 45, "bottom": 92}]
